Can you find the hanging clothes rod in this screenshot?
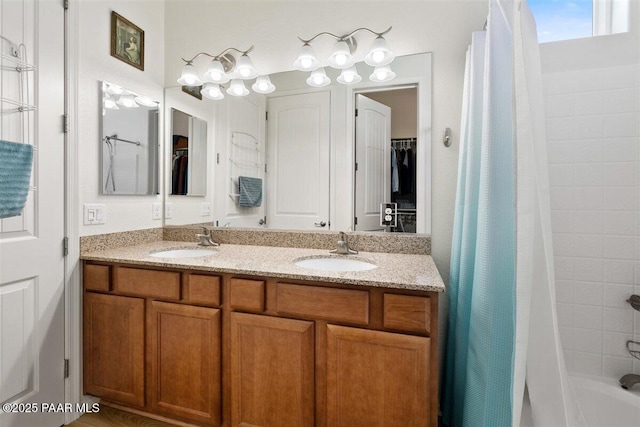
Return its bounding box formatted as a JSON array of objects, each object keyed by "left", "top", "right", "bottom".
[{"left": 104, "top": 134, "right": 140, "bottom": 146}]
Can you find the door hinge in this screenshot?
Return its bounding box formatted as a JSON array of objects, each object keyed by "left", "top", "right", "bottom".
[
  {"left": 265, "top": 111, "right": 268, "bottom": 121},
  {"left": 64, "top": 0, "right": 69, "bottom": 10},
  {"left": 354, "top": 217, "right": 358, "bottom": 225},
  {"left": 216, "top": 153, "right": 220, "bottom": 164},
  {"left": 355, "top": 162, "right": 358, "bottom": 171},
  {"left": 64, "top": 359, "right": 69, "bottom": 378},
  {"left": 264, "top": 163, "right": 267, "bottom": 174},
  {"left": 62, "top": 114, "right": 69, "bottom": 133},
  {"left": 63, "top": 237, "right": 69, "bottom": 256},
  {"left": 355, "top": 108, "right": 358, "bottom": 117}
]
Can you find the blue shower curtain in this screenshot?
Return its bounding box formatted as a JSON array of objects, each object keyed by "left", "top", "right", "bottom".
[
  {"left": 442, "top": 1, "right": 516, "bottom": 425},
  {"left": 443, "top": 1, "right": 584, "bottom": 426}
]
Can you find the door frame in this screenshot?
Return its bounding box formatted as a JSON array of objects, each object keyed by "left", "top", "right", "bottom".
[
  {"left": 65, "top": 0, "right": 94, "bottom": 424},
  {"left": 345, "top": 63, "right": 432, "bottom": 234}
]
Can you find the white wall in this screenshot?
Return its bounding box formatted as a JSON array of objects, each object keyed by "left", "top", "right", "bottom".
[
  {"left": 543, "top": 3, "right": 640, "bottom": 378},
  {"left": 77, "top": 0, "right": 165, "bottom": 236},
  {"left": 365, "top": 89, "right": 417, "bottom": 139}
]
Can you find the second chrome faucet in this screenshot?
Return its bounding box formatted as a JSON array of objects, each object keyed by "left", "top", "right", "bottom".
[
  {"left": 196, "top": 227, "right": 219, "bottom": 247},
  {"left": 330, "top": 231, "right": 358, "bottom": 255}
]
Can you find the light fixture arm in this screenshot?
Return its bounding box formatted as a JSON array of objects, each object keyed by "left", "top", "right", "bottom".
[
  {"left": 181, "top": 46, "right": 255, "bottom": 64},
  {"left": 297, "top": 26, "right": 391, "bottom": 44}
]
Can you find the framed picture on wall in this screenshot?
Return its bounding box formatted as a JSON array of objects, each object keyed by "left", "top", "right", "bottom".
[
  {"left": 182, "top": 85, "right": 203, "bottom": 100},
  {"left": 110, "top": 11, "right": 144, "bottom": 71}
]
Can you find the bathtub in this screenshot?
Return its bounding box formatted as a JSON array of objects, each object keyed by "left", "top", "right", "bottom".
[{"left": 571, "top": 374, "right": 640, "bottom": 427}]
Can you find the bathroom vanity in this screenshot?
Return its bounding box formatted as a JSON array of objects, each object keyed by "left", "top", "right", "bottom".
[{"left": 81, "top": 235, "right": 443, "bottom": 427}]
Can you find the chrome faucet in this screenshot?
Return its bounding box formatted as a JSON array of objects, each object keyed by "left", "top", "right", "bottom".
[
  {"left": 196, "top": 227, "right": 219, "bottom": 246},
  {"left": 619, "top": 374, "right": 640, "bottom": 390},
  {"left": 330, "top": 231, "right": 358, "bottom": 255}
]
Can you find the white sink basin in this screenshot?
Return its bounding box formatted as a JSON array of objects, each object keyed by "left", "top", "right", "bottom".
[
  {"left": 149, "top": 248, "right": 217, "bottom": 259},
  {"left": 294, "top": 257, "right": 376, "bottom": 272}
]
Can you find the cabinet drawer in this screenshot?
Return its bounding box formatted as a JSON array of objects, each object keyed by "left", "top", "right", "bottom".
[
  {"left": 84, "top": 264, "right": 110, "bottom": 292},
  {"left": 383, "top": 294, "right": 431, "bottom": 334},
  {"left": 114, "top": 267, "right": 181, "bottom": 300},
  {"left": 185, "top": 274, "right": 221, "bottom": 306},
  {"left": 276, "top": 283, "right": 369, "bottom": 325},
  {"left": 230, "top": 278, "right": 265, "bottom": 312}
]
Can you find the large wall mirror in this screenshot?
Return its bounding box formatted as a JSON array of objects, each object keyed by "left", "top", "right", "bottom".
[
  {"left": 100, "top": 81, "right": 160, "bottom": 195},
  {"left": 164, "top": 52, "right": 432, "bottom": 233}
]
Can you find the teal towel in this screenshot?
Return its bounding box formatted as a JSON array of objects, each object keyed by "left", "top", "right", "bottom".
[
  {"left": 238, "top": 176, "right": 262, "bottom": 207},
  {"left": 0, "top": 140, "right": 33, "bottom": 219}
]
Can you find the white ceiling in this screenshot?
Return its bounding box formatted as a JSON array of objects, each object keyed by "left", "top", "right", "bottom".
[{"left": 164, "top": 0, "right": 488, "bottom": 86}]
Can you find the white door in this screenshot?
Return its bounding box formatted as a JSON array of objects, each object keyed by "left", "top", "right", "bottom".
[
  {"left": 214, "top": 93, "right": 266, "bottom": 228},
  {"left": 0, "top": 1, "right": 66, "bottom": 426},
  {"left": 355, "top": 94, "right": 391, "bottom": 231},
  {"left": 266, "top": 92, "right": 330, "bottom": 230}
]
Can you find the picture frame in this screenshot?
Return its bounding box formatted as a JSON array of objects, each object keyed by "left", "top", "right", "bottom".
[
  {"left": 182, "top": 85, "right": 203, "bottom": 100},
  {"left": 110, "top": 11, "right": 144, "bottom": 71}
]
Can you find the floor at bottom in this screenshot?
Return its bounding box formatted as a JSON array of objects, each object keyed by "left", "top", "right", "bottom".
[{"left": 66, "top": 405, "right": 179, "bottom": 427}]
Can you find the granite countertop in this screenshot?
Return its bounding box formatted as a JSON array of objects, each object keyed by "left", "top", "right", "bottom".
[{"left": 81, "top": 241, "right": 445, "bottom": 292}]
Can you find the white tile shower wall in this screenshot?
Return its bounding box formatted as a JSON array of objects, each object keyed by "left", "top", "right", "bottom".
[{"left": 545, "top": 63, "right": 640, "bottom": 378}]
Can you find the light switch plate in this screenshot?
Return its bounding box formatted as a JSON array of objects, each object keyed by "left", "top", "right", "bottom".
[
  {"left": 165, "top": 203, "right": 174, "bottom": 219},
  {"left": 201, "top": 202, "right": 212, "bottom": 217},
  {"left": 84, "top": 204, "right": 106, "bottom": 225},
  {"left": 152, "top": 203, "right": 162, "bottom": 220}
]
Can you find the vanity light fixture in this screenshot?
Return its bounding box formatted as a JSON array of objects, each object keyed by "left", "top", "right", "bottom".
[
  {"left": 104, "top": 83, "right": 124, "bottom": 96},
  {"left": 292, "top": 43, "right": 320, "bottom": 72},
  {"left": 294, "top": 26, "right": 395, "bottom": 86},
  {"left": 134, "top": 96, "right": 158, "bottom": 107},
  {"left": 103, "top": 93, "right": 119, "bottom": 110},
  {"left": 307, "top": 67, "right": 331, "bottom": 87},
  {"left": 227, "top": 79, "right": 250, "bottom": 97},
  {"left": 203, "top": 59, "right": 229, "bottom": 84},
  {"left": 201, "top": 82, "right": 224, "bottom": 100},
  {"left": 177, "top": 63, "right": 203, "bottom": 86},
  {"left": 234, "top": 54, "right": 258, "bottom": 79},
  {"left": 369, "top": 65, "right": 396, "bottom": 83},
  {"left": 102, "top": 82, "right": 157, "bottom": 110},
  {"left": 115, "top": 93, "right": 139, "bottom": 108},
  {"left": 177, "top": 46, "right": 274, "bottom": 99},
  {"left": 327, "top": 40, "right": 355, "bottom": 69},
  {"left": 252, "top": 75, "right": 276, "bottom": 94},
  {"left": 364, "top": 36, "right": 395, "bottom": 67},
  {"left": 337, "top": 66, "right": 362, "bottom": 84}
]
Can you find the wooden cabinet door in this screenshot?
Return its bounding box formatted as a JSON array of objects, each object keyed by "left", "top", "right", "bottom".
[
  {"left": 326, "top": 325, "right": 432, "bottom": 427},
  {"left": 148, "top": 301, "right": 221, "bottom": 426},
  {"left": 83, "top": 292, "right": 145, "bottom": 407},
  {"left": 230, "top": 312, "right": 315, "bottom": 427}
]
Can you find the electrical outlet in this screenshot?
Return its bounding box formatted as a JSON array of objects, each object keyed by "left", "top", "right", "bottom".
[
  {"left": 84, "top": 204, "right": 106, "bottom": 225},
  {"left": 152, "top": 203, "right": 162, "bottom": 220},
  {"left": 165, "top": 203, "right": 174, "bottom": 219},
  {"left": 201, "top": 202, "right": 212, "bottom": 217}
]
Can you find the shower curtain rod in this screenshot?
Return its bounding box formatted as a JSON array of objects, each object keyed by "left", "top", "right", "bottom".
[{"left": 104, "top": 134, "right": 140, "bottom": 146}]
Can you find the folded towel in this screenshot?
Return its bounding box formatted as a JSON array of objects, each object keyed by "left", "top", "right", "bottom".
[
  {"left": 0, "top": 140, "right": 33, "bottom": 219},
  {"left": 238, "top": 176, "right": 262, "bottom": 207}
]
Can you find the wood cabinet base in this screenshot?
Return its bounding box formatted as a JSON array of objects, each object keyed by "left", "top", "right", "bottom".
[{"left": 83, "top": 263, "right": 438, "bottom": 427}]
